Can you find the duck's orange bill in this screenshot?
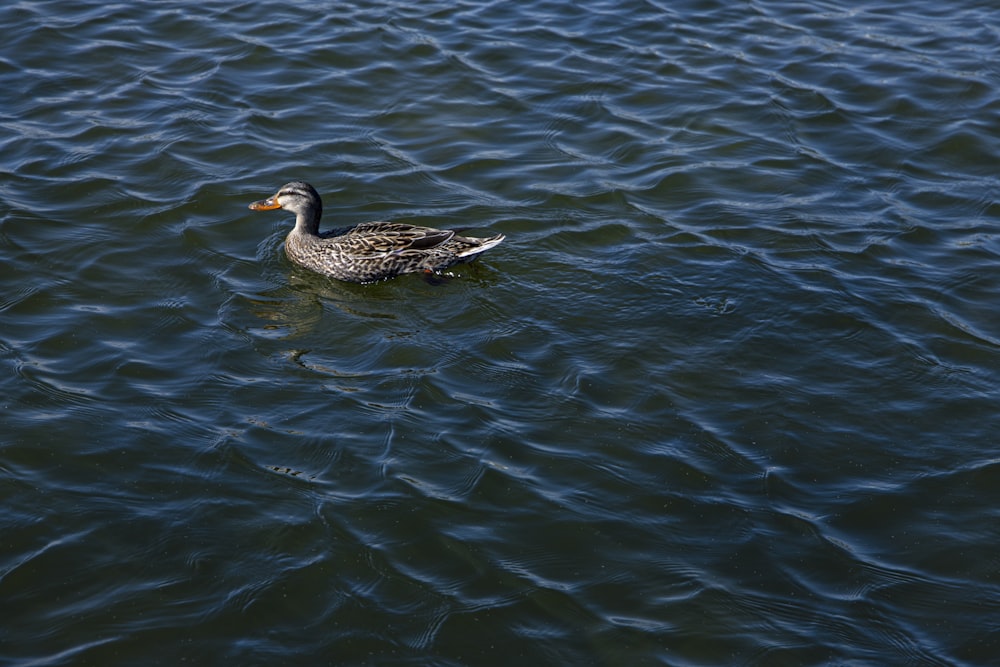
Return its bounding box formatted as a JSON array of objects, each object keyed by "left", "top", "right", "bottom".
[{"left": 248, "top": 197, "right": 281, "bottom": 211}]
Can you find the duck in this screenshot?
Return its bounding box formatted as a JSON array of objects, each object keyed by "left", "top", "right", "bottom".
[{"left": 248, "top": 181, "right": 505, "bottom": 283}]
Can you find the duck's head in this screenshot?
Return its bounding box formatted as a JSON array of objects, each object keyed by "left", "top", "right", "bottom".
[{"left": 249, "top": 181, "right": 322, "bottom": 230}]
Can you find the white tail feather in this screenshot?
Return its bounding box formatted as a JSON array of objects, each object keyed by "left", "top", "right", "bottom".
[{"left": 457, "top": 234, "right": 505, "bottom": 258}]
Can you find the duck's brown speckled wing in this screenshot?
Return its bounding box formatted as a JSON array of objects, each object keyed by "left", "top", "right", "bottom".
[{"left": 345, "top": 222, "right": 456, "bottom": 255}]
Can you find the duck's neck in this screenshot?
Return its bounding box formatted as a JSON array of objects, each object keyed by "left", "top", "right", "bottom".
[{"left": 293, "top": 206, "right": 322, "bottom": 236}]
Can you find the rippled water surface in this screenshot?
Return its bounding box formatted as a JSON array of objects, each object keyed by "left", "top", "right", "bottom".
[{"left": 2, "top": 0, "right": 999, "bottom": 664}]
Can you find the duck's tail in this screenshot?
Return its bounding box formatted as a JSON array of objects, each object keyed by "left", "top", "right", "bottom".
[{"left": 457, "top": 233, "right": 505, "bottom": 258}]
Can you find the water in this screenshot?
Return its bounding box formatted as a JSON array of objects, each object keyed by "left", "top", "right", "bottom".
[{"left": 2, "top": 0, "right": 999, "bottom": 664}]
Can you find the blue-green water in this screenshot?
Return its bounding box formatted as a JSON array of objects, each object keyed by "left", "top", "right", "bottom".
[{"left": 2, "top": 0, "right": 999, "bottom": 664}]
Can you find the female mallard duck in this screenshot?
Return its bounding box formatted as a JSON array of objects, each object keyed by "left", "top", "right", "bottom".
[{"left": 248, "top": 181, "right": 504, "bottom": 283}]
